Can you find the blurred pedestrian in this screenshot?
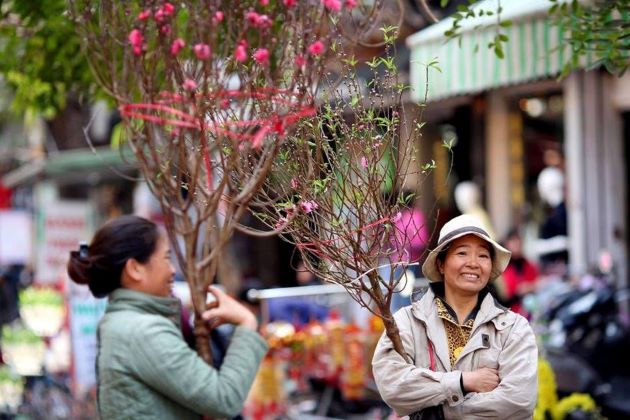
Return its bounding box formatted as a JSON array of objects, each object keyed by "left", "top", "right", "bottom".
[
  {"left": 501, "top": 228, "right": 539, "bottom": 317},
  {"left": 67, "top": 215, "right": 267, "bottom": 420},
  {"left": 536, "top": 167, "right": 568, "bottom": 274}
]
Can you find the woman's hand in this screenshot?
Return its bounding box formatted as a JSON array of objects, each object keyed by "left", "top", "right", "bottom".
[
  {"left": 462, "top": 367, "right": 500, "bottom": 393},
  {"left": 201, "top": 286, "right": 258, "bottom": 331}
]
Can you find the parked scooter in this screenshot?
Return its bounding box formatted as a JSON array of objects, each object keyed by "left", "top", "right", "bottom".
[{"left": 530, "top": 269, "right": 630, "bottom": 419}]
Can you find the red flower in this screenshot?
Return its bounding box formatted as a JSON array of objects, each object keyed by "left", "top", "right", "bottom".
[
  {"left": 128, "top": 29, "right": 144, "bottom": 56},
  {"left": 154, "top": 3, "right": 175, "bottom": 22},
  {"left": 137, "top": 9, "right": 152, "bottom": 20},
  {"left": 283, "top": 0, "right": 297, "bottom": 6},
  {"left": 308, "top": 40, "right": 325, "bottom": 56},
  {"left": 193, "top": 43, "right": 211, "bottom": 60},
  {"left": 253, "top": 48, "right": 270, "bottom": 65},
  {"left": 322, "top": 0, "right": 341, "bottom": 11},
  {"left": 295, "top": 55, "right": 306, "bottom": 67},
  {"left": 345, "top": 0, "right": 357, "bottom": 9},
  {"left": 170, "top": 38, "right": 185, "bottom": 56},
  {"left": 235, "top": 44, "right": 248, "bottom": 62},
  {"left": 182, "top": 79, "right": 197, "bottom": 91}
]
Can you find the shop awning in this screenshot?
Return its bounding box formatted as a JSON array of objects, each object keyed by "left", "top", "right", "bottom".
[
  {"left": 1, "top": 147, "right": 136, "bottom": 188},
  {"left": 406, "top": 0, "right": 575, "bottom": 102}
]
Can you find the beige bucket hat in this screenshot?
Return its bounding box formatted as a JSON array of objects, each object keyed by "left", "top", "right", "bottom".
[{"left": 422, "top": 214, "right": 511, "bottom": 283}]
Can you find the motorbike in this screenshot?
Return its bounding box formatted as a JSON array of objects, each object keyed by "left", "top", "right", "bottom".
[{"left": 530, "top": 271, "right": 630, "bottom": 419}]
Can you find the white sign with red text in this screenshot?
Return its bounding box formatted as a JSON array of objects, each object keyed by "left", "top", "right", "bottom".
[{"left": 36, "top": 201, "right": 92, "bottom": 285}]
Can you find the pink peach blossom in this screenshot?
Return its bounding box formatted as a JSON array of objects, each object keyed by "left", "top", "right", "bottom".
[
  {"left": 128, "top": 29, "right": 144, "bottom": 55},
  {"left": 300, "top": 200, "right": 319, "bottom": 213},
  {"left": 193, "top": 43, "right": 211, "bottom": 60},
  {"left": 345, "top": 0, "right": 357, "bottom": 9},
  {"left": 284, "top": 0, "right": 297, "bottom": 6},
  {"left": 159, "top": 24, "right": 171, "bottom": 35},
  {"left": 295, "top": 55, "right": 306, "bottom": 67},
  {"left": 360, "top": 156, "right": 368, "bottom": 168},
  {"left": 246, "top": 11, "right": 261, "bottom": 25},
  {"left": 154, "top": 3, "right": 175, "bottom": 22},
  {"left": 253, "top": 48, "right": 270, "bottom": 65},
  {"left": 322, "top": 0, "right": 342, "bottom": 11},
  {"left": 235, "top": 44, "right": 248, "bottom": 62},
  {"left": 182, "top": 79, "right": 197, "bottom": 91},
  {"left": 138, "top": 9, "right": 152, "bottom": 20},
  {"left": 170, "top": 38, "right": 185, "bottom": 56},
  {"left": 308, "top": 40, "right": 325, "bottom": 56},
  {"left": 213, "top": 11, "right": 224, "bottom": 23},
  {"left": 275, "top": 217, "right": 288, "bottom": 230},
  {"left": 260, "top": 0, "right": 269, "bottom": 5}
]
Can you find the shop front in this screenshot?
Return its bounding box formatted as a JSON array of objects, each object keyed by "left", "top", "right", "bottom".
[{"left": 406, "top": 0, "right": 628, "bottom": 285}]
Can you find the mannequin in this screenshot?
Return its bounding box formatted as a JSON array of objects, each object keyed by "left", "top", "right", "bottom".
[
  {"left": 536, "top": 167, "right": 568, "bottom": 268},
  {"left": 454, "top": 181, "right": 496, "bottom": 238}
]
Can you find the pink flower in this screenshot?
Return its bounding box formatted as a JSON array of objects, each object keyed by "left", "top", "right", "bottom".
[
  {"left": 246, "top": 11, "right": 261, "bottom": 25},
  {"left": 360, "top": 156, "right": 368, "bottom": 168},
  {"left": 307, "top": 40, "right": 325, "bottom": 56},
  {"left": 300, "top": 200, "right": 319, "bottom": 214},
  {"left": 322, "top": 0, "right": 342, "bottom": 11},
  {"left": 291, "top": 178, "right": 299, "bottom": 189},
  {"left": 159, "top": 24, "right": 171, "bottom": 35},
  {"left": 193, "top": 43, "right": 211, "bottom": 60},
  {"left": 170, "top": 38, "right": 185, "bottom": 56},
  {"left": 275, "top": 217, "right": 288, "bottom": 230},
  {"left": 283, "top": 0, "right": 297, "bottom": 6},
  {"left": 128, "top": 29, "right": 144, "bottom": 55},
  {"left": 256, "top": 14, "right": 272, "bottom": 29},
  {"left": 295, "top": 55, "right": 306, "bottom": 67},
  {"left": 220, "top": 99, "right": 230, "bottom": 109},
  {"left": 154, "top": 2, "right": 175, "bottom": 22},
  {"left": 345, "top": 0, "right": 357, "bottom": 9},
  {"left": 234, "top": 44, "right": 248, "bottom": 62},
  {"left": 260, "top": 0, "right": 269, "bottom": 5},
  {"left": 253, "top": 48, "right": 270, "bottom": 65},
  {"left": 138, "top": 9, "right": 152, "bottom": 20},
  {"left": 182, "top": 79, "right": 197, "bottom": 91},
  {"left": 213, "top": 11, "right": 224, "bottom": 23},
  {"left": 245, "top": 11, "right": 271, "bottom": 28}
]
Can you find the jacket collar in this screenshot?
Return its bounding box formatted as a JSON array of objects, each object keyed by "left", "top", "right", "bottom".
[
  {"left": 410, "top": 285, "right": 507, "bottom": 370},
  {"left": 106, "top": 288, "right": 182, "bottom": 328}
]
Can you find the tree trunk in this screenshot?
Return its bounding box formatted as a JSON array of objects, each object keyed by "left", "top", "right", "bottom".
[{"left": 381, "top": 309, "right": 410, "bottom": 364}]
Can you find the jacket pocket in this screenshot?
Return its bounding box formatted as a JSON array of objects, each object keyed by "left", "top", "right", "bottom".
[{"left": 474, "top": 348, "right": 500, "bottom": 369}]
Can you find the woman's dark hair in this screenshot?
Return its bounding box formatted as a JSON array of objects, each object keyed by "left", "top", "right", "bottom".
[{"left": 67, "top": 215, "right": 159, "bottom": 298}]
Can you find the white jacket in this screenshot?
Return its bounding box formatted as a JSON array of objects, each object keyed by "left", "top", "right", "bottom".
[{"left": 372, "top": 288, "right": 538, "bottom": 419}]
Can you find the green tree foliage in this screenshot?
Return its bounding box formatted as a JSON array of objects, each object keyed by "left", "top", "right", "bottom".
[
  {"left": 441, "top": 0, "right": 630, "bottom": 77},
  {"left": 549, "top": 0, "right": 630, "bottom": 76},
  {"left": 0, "top": 0, "right": 97, "bottom": 118}
]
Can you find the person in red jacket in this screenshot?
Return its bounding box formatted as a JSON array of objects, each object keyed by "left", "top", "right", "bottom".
[{"left": 501, "top": 228, "right": 539, "bottom": 317}]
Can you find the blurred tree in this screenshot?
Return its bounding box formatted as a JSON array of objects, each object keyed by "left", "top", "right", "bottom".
[{"left": 0, "top": 0, "right": 103, "bottom": 150}]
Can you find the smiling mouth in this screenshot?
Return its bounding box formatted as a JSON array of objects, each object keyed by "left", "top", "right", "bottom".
[{"left": 461, "top": 273, "right": 480, "bottom": 280}]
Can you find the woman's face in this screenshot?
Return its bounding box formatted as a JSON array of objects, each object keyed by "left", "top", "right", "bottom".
[
  {"left": 438, "top": 234, "right": 492, "bottom": 295},
  {"left": 138, "top": 234, "right": 176, "bottom": 297}
]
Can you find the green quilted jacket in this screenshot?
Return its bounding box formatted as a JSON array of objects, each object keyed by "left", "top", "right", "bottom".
[{"left": 96, "top": 288, "right": 268, "bottom": 419}]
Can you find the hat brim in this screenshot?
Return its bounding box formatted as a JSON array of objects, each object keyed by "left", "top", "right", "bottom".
[{"left": 422, "top": 231, "right": 511, "bottom": 283}]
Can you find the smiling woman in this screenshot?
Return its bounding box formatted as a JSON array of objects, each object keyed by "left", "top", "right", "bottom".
[
  {"left": 372, "top": 215, "right": 538, "bottom": 420},
  {"left": 66, "top": 215, "right": 267, "bottom": 420}
]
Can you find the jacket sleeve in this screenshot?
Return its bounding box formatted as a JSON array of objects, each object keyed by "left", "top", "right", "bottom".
[
  {"left": 444, "top": 315, "right": 538, "bottom": 420},
  {"left": 128, "top": 319, "right": 268, "bottom": 418},
  {"left": 371, "top": 308, "right": 465, "bottom": 416}
]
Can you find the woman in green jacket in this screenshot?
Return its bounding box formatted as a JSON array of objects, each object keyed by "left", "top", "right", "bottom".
[{"left": 67, "top": 215, "right": 268, "bottom": 420}]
